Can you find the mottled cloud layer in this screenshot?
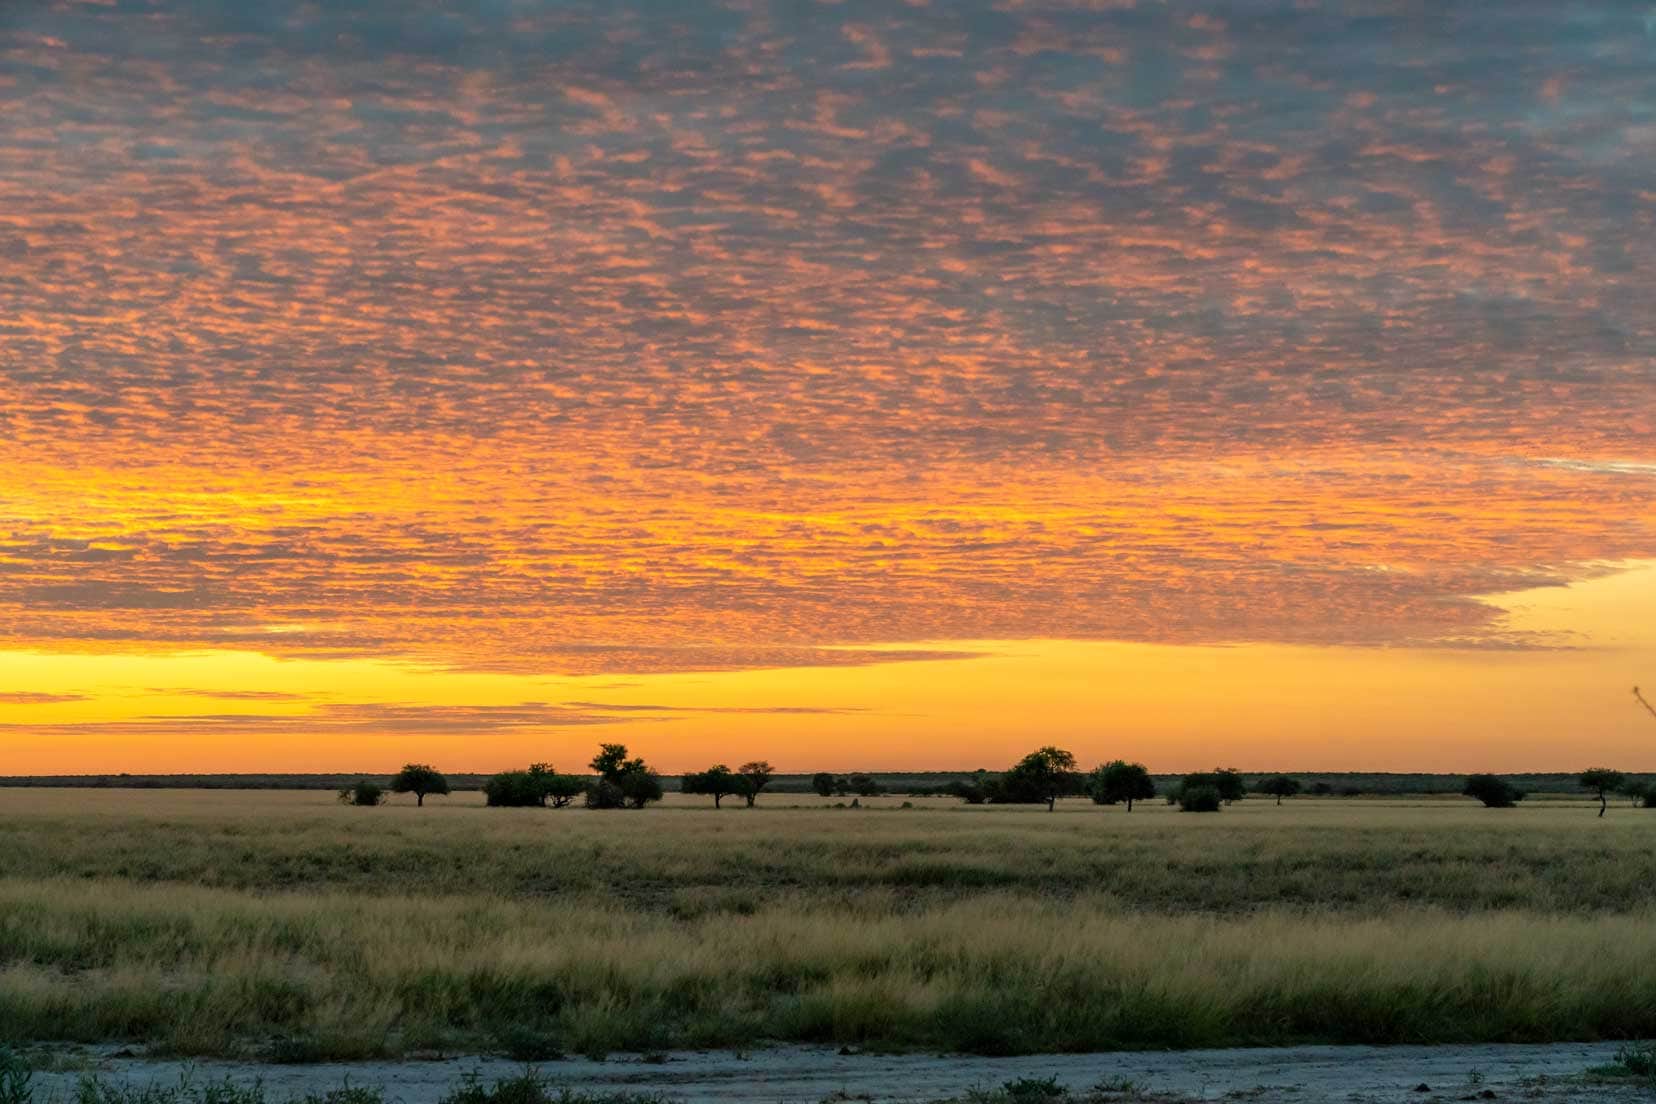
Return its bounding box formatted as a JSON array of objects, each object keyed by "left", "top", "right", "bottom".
[{"left": 1, "top": 0, "right": 1652, "bottom": 675}]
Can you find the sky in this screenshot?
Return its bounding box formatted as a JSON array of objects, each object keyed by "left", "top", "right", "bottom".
[{"left": 1, "top": 0, "right": 1653, "bottom": 774}]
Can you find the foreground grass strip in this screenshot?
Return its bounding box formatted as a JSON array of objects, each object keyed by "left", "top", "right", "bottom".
[{"left": 3, "top": 880, "right": 1656, "bottom": 1057}]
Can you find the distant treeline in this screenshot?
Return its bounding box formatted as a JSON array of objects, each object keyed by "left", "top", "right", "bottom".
[{"left": 0, "top": 770, "right": 1631, "bottom": 795}]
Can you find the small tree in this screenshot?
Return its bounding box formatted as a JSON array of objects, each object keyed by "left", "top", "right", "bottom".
[
  {"left": 1256, "top": 775, "right": 1302, "bottom": 806},
  {"left": 1087, "top": 760, "right": 1156, "bottom": 811},
  {"left": 998, "top": 746, "right": 1079, "bottom": 811},
  {"left": 847, "top": 772, "right": 882, "bottom": 797},
  {"left": 1463, "top": 773, "right": 1525, "bottom": 808},
  {"left": 1579, "top": 768, "right": 1625, "bottom": 818},
  {"left": 811, "top": 772, "right": 839, "bottom": 798},
  {"left": 617, "top": 765, "right": 664, "bottom": 809},
  {"left": 683, "top": 764, "right": 743, "bottom": 809},
  {"left": 1620, "top": 778, "right": 1651, "bottom": 808},
  {"left": 737, "top": 760, "right": 774, "bottom": 807},
  {"left": 390, "top": 763, "right": 449, "bottom": 807},
  {"left": 337, "top": 780, "right": 384, "bottom": 807}
]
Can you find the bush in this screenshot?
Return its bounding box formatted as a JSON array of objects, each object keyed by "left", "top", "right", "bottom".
[
  {"left": 337, "top": 781, "right": 384, "bottom": 807},
  {"left": 811, "top": 772, "right": 839, "bottom": 798},
  {"left": 1179, "top": 785, "right": 1222, "bottom": 813},
  {"left": 847, "top": 772, "right": 882, "bottom": 797},
  {"left": 1181, "top": 769, "right": 1245, "bottom": 805},
  {"left": 1463, "top": 773, "right": 1525, "bottom": 808}
]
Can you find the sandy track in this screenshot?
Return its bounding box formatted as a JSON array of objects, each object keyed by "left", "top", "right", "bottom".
[{"left": 26, "top": 1042, "right": 1648, "bottom": 1102}]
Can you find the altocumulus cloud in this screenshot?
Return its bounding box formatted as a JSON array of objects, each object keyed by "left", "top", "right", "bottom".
[{"left": 0, "top": 0, "right": 1650, "bottom": 674}]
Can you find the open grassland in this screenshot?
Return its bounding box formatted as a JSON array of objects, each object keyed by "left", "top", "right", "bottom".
[{"left": 2, "top": 789, "right": 1654, "bottom": 1057}]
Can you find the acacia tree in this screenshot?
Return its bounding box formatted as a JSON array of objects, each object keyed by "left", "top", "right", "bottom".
[
  {"left": 1002, "top": 746, "right": 1079, "bottom": 811},
  {"left": 390, "top": 763, "right": 450, "bottom": 807},
  {"left": 1087, "top": 760, "right": 1156, "bottom": 811},
  {"left": 1256, "top": 775, "right": 1302, "bottom": 806},
  {"left": 1579, "top": 768, "right": 1625, "bottom": 818},
  {"left": 811, "top": 772, "right": 840, "bottom": 798},
  {"left": 682, "top": 764, "right": 743, "bottom": 808},
  {"left": 738, "top": 761, "right": 774, "bottom": 807}
]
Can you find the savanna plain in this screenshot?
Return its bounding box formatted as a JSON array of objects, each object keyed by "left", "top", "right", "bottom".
[{"left": 3, "top": 787, "right": 1655, "bottom": 1068}]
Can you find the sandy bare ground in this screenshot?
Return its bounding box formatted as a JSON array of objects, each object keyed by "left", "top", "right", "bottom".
[{"left": 24, "top": 1042, "right": 1651, "bottom": 1103}]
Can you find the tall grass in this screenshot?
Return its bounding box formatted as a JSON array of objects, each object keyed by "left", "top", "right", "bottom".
[
  {"left": 4, "top": 790, "right": 1656, "bottom": 1057},
  {"left": 2, "top": 878, "right": 1656, "bottom": 1057}
]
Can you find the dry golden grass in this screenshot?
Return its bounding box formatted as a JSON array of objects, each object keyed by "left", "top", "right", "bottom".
[{"left": 1, "top": 788, "right": 1653, "bottom": 1056}]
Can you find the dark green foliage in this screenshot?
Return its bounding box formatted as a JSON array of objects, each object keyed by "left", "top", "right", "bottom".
[
  {"left": 737, "top": 761, "right": 773, "bottom": 806},
  {"left": 0, "top": 1048, "right": 31, "bottom": 1104},
  {"left": 1614, "top": 1040, "right": 1656, "bottom": 1077},
  {"left": 993, "top": 747, "right": 1079, "bottom": 810},
  {"left": 999, "top": 1077, "right": 1070, "bottom": 1103},
  {"left": 484, "top": 764, "right": 585, "bottom": 808},
  {"left": 1179, "top": 785, "right": 1222, "bottom": 813},
  {"left": 1464, "top": 774, "right": 1526, "bottom": 808},
  {"left": 390, "top": 764, "right": 450, "bottom": 807},
  {"left": 1579, "top": 768, "right": 1625, "bottom": 817},
  {"left": 1256, "top": 775, "right": 1302, "bottom": 805},
  {"left": 1086, "top": 761, "right": 1155, "bottom": 811},
  {"left": 846, "top": 773, "right": 882, "bottom": 796},
  {"left": 810, "top": 772, "right": 838, "bottom": 797},
  {"left": 68, "top": 1078, "right": 387, "bottom": 1104},
  {"left": 336, "top": 781, "right": 384, "bottom": 807},
  {"left": 681, "top": 765, "right": 745, "bottom": 808}
]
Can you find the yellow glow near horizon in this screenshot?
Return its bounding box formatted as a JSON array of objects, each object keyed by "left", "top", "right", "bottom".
[{"left": 4, "top": 562, "right": 1652, "bottom": 775}]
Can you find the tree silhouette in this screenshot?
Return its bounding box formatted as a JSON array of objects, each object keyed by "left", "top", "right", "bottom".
[
  {"left": 1087, "top": 760, "right": 1156, "bottom": 811},
  {"left": 1001, "top": 746, "right": 1079, "bottom": 811},
  {"left": 1256, "top": 775, "right": 1302, "bottom": 806},
  {"left": 390, "top": 763, "right": 449, "bottom": 807},
  {"left": 1578, "top": 768, "right": 1625, "bottom": 818},
  {"left": 683, "top": 764, "right": 743, "bottom": 808},
  {"left": 738, "top": 760, "right": 774, "bottom": 807}
]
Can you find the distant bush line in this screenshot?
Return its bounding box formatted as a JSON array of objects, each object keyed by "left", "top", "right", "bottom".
[{"left": 1, "top": 771, "right": 1637, "bottom": 796}]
